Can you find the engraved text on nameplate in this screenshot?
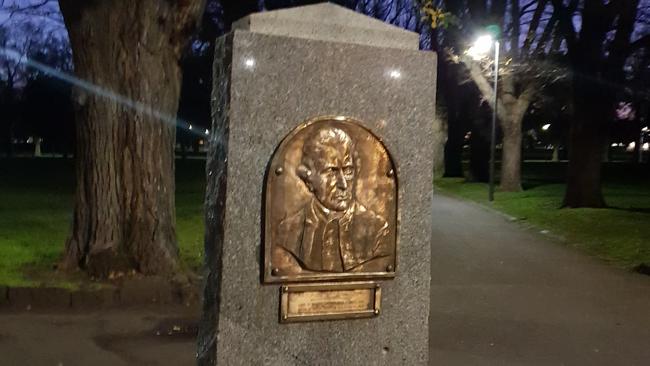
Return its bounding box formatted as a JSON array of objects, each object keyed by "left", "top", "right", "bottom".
[{"left": 280, "top": 282, "right": 381, "bottom": 323}]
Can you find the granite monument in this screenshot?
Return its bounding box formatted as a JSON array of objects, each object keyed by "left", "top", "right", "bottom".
[{"left": 198, "top": 3, "right": 436, "bottom": 365}]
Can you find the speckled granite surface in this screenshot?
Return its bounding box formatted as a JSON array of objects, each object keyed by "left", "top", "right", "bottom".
[
  {"left": 232, "top": 3, "right": 419, "bottom": 50},
  {"left": 199, "top": 25, "right": 436, "bottom": 366}
]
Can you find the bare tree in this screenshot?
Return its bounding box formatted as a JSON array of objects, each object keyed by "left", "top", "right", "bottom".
[{"left": 452, "top": 0, "right": 564, "bottom": 192}]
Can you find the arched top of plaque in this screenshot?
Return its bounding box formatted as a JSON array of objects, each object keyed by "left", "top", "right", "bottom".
[{"left": 264, "top": 116, "right": 398, "bottom": 284}]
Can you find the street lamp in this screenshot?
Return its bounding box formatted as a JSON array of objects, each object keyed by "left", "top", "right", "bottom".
[{"left": 468, "top": 34, "right": 500, "bottom": 202}]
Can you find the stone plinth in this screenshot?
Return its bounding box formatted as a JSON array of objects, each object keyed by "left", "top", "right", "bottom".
[
  {"left": 232, "top": 2, "right": 419, "bottom": 50},
  {"left": 198, "top": 4, "right": 436, "bottom": 365}
]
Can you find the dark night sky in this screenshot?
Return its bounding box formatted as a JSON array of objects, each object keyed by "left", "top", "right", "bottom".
[{"left": 1, "top": 0, "right": 650, "bottom": 75}]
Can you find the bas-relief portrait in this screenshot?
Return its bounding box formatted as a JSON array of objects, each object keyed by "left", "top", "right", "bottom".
[{"left": 264, "top": 116, "right": 398, "bottom": 283}]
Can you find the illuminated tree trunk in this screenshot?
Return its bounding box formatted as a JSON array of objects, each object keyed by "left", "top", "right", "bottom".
[
  {"left": 59, "top": 0, "right": 204, "bottom": 276},
  {"left": 466, "top": 62, "right": 533, "bottom": 192},
  {"left": 500, "top": 116, "right": 523, "bottom": 191}
]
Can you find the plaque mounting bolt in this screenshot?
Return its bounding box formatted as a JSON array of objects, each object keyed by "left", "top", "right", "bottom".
[
  {"left": 275, "top": 166, "right": 284, "bottom": 175},
  {"left": 374, "top": 309, "right": 380, "bottom": 315},
  {"left": 271, "top": 268, "right": 279, "bottom": 276},
  {"left": 282, "top": 286, "right": 289, "bottom": 293},
  {"left": 386, "top": 264, "right": 394, "bottom": 272},
  {"left": 387, "top": 169, "right": 394, "bottom": 178}
]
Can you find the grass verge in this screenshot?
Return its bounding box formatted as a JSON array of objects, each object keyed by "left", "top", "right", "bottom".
[{"left": 0, "top": 158, "right": 206, "bottom": 288}]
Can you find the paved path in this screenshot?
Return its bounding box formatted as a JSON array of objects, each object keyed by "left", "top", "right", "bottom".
[
  {"left": 430, "top": 194, "right": 650, "bottom": 366},
  {"left": 1, "top": 195, "right": 649, "bottom": 365},
  {"left": 0, "top": 307, "right": 198, "bottom": 366}
]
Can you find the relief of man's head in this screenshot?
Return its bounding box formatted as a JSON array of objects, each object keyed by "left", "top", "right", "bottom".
[{"left": 297, "top": 127, "right": 357, "bottom": 212}]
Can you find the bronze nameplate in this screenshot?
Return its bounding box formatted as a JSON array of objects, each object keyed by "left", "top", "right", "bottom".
[
  {"left": 280, "top": 282, "right": 381, "bottom": 323},
  {"left": 264, "top": 116, "right": 398, "bottom": 283}
]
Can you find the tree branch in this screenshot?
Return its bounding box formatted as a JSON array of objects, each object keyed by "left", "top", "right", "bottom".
[
  {"left": 462, "top": 57, "right": 509, "bottom": 123},
  {"left": 626, "top": 34, "right": 650, "bottom": 57},
  {"left": 520, "top": 0, "right": 537, "bottom": 14},
  {"left": 606, "top": 0, "right": 639, "bottom": 74},
  {"left": 510, "top": 0, "right": 520, "bottom": 59},
  {"left": 533, "top": 9, "right": 557, "bottom": 55},
  {"left": 550, "top": 0, "right": 577, "bottom": 52},
  {"left": 522, "top": 0, "right": 548, "bottom": 55}
]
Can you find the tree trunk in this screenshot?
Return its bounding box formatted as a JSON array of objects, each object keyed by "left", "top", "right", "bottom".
[
  {"left": 59, "top": 0, "right": 203, "bottom": 277},
  {"left": 2, "top": 83, "right": 16, "bottom": 158},
  {"left": 499, "top": 100, "right": 529, "bottom": 191},
  {"left": 563, "top": 97, "right": 606, "bottom": 208},
  {"left": 552, "top": 144, "right": 559, "bottom": 161},
  {"left": 553, "top": 0, "right": 640, "bottom": 208},
  {"left": 468, "top": 112, "right": 490, "bottom": 182},
  {"left": 34, "top": 137, "right": 42, "bottom": 157},
  {"left": 500, "top": 123, "right": 522, "bottom": 191},
  {"left": 443, "top": 106, "right": 465, "bottom": 177},
  {"left": 441, "top": 62, "right": 465, "bottom": 177}
]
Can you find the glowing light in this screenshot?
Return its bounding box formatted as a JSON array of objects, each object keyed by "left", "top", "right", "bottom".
[
  {"left": 389, "top": 69, "right": 401, "bottom": 79},
  {"left": 643, "top": 143, "right": 649, "bottom": 151},
  {"left": 467, "top": 35, "right": 494, "bottom": 60},
  {"left": 611, "top": 143, "right": 618, "bottom": 147},
  {"left": 542, "top": 123, "right": 551, "bottom": 131},
  {"left": 244, "top": 58, "right": 255, "bottom": 68},
  {"left": 205, "top": 129, "right": 210, "bottom": 135},
  {"left": 626, "top": 142, "right": 636, "bottom": 152},
  {"left": 642, "top": 126, "right": 649, "bottom": 132},
  {"left": 188, "top": 124, "right": 193, "bottom": 130}
]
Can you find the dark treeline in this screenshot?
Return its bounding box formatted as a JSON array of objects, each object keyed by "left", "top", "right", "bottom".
[
  {"left": 205, "top": 1, "right": 648, "bottom": 208},
  {"left": 1, "top": 0, "right": 649, "bottom": 209}
]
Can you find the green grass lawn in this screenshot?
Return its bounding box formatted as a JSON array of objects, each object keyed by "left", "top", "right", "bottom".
[
  {"left": 1, "top": 158, "right": 648, "bottom": 287},
  {"left": 0, "top": 158, "right": 206, "bottom": 287},
  {"left": 436, "top": 168, "right": 650, "bottom": 270}
]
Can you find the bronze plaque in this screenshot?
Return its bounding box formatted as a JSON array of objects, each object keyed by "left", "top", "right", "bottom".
[
  {"left": 280, "top": 282, "right": 381, "bottom": 323},
  {"left": 264, "top": 116, "right": 398, "bottom": 283}
]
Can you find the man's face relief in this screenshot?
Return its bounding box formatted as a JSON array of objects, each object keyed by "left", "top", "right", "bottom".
[{"left": 309, "top": 144, "right": 355, "bottom": 211}]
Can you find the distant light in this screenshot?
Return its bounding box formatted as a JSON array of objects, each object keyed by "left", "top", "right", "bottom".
[
  {"left": 205, "top": 129, "right": 209, "bottom": 135},
  {"left": 643, "top": 142, "right": 649, "bottom": 151},
  {"left": 244, "top": 58, "right": 255, "bottom": 68},
  {"left": 542, "top": 123, "right": 551, "bottom": 131},
  {"left": 626, "top": 141, "right": 636, "bottom": 152},
  {"left": 611, "top": 143, "right": 618, "bottom": 147},
  {"left": 467, "top": 35, "right": 494, "bottom": 60},
  {"left": 188, "top": 124, "right": 193, "bottom": 130},
  {"left": 389, "top": 69, "right": 401, "bottom": 79},
  {"left": 642, "top": 126, "right": 649, "bottom": 132}
]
